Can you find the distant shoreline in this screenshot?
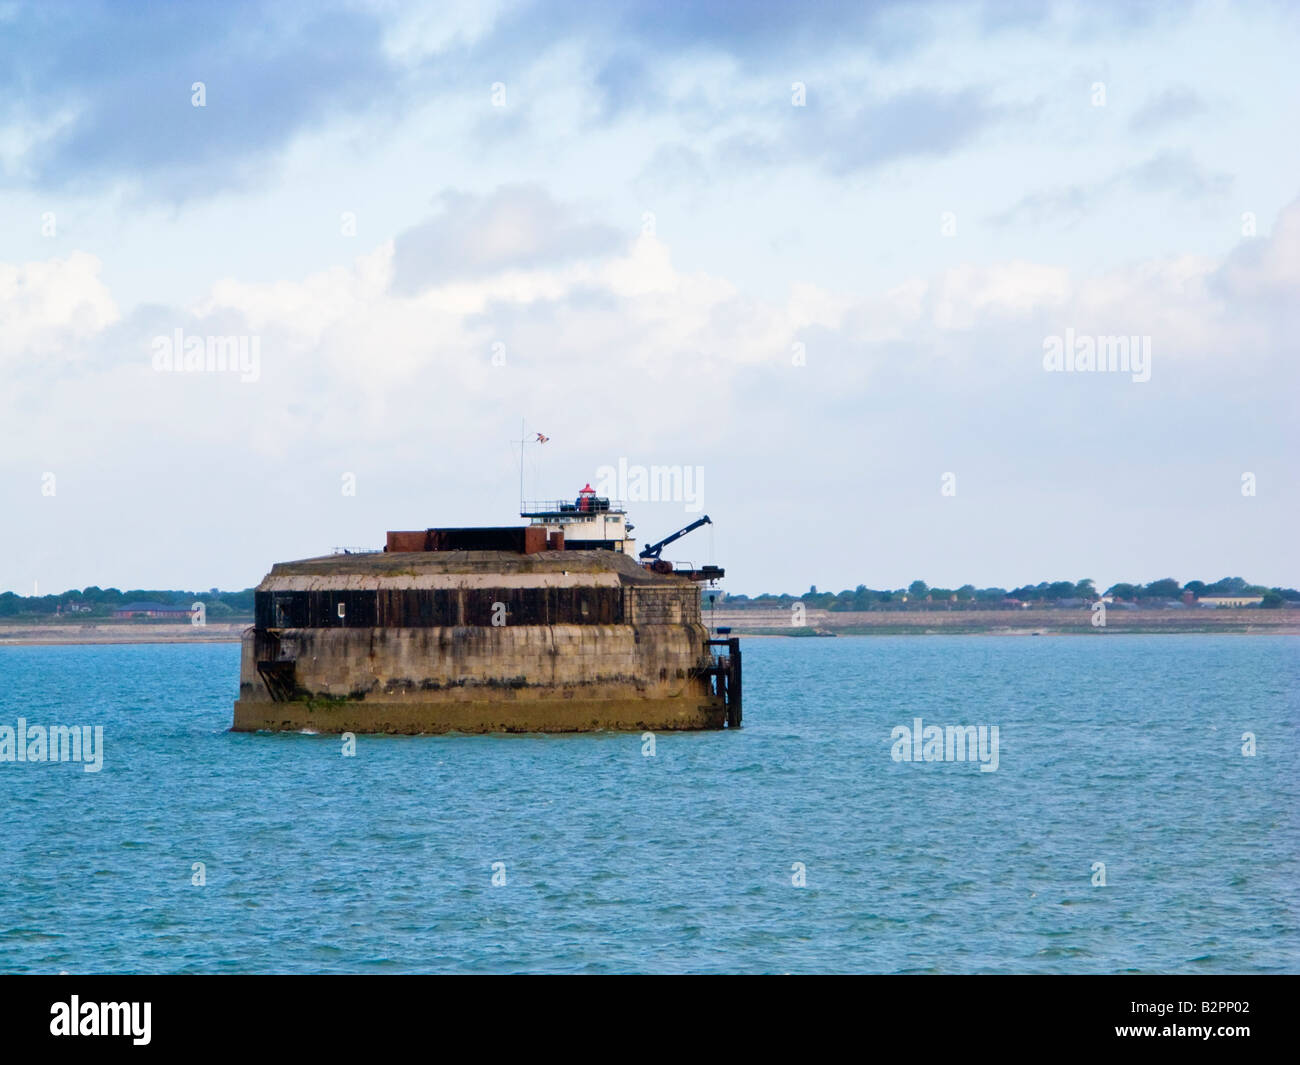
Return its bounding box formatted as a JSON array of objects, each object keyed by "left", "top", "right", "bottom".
[
  {"left": 707, "top": 607, "right": 1300, "bottom": 638},
  {"left": 0, "top": 622, "right": 248, "bottom": 646},
  {"left": 0, "top": 609, "right": 1297, "bottom": 645}
]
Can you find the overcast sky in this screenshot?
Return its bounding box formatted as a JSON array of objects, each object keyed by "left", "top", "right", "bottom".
[{"left": 2, "top": 0, "right": 1297, "bottom": 596}]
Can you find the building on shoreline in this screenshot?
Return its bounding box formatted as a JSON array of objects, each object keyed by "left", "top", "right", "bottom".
[
  {"left": 1196, "top": 595, "right": 1265, "bottom": 608},
  {"left": 111, "top": 602, "right": 195, "bottom": 619}
]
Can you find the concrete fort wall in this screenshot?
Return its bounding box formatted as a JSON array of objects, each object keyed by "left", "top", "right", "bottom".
[
  {"left": 233, "top": 619, "right": 721, "bottom": 732},
  {"left": 232, "top": 561, "right": 721, "bottom": 733},
  {"left": 239, "top": 622, "right": 710, "bottom": 702},
  {"left": 625, "top": 586, "right": 695, "bottom": 625}
]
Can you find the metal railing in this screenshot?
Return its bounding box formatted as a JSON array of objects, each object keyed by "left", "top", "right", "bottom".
[{"left": 521, "top": 498, "right": 626, "bottom": 516}]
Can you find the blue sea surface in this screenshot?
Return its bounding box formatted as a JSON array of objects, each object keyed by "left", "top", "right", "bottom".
[{"left": 0, "top": 635, "right": 1296, "bottom": 974}]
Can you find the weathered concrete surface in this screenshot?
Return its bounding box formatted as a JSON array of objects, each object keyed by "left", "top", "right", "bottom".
[
  {"left": 239, "top": 624, "right": 706, "bottom": 699},
  {"left": 233, "top": 549, "right": 725, "bottom": 734},
  {"left": 232, "top": 695, "right": 725, "bottom": 733},
  {"left": 263, "top": 548, "right": 664, "bottom": 584}
]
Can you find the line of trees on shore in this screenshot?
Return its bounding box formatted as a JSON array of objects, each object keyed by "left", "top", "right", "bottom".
[
  {"left": 4, "top": 576, "right": 1299, "bottom": 619},
  {"left": 0, "top": 587, "right": 255, "bottom": 619},
  {"left": 723, "top": 577, "right": 1300, "bottom": 611}
]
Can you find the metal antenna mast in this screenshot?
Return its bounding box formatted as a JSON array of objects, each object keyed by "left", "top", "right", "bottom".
[{"left": 518, "top": 418, "right": 525, "bottom": 511}]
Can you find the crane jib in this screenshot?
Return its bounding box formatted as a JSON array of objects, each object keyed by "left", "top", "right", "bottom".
[{"left": 638, "top": 516, "right": 713, "bottom": 560}]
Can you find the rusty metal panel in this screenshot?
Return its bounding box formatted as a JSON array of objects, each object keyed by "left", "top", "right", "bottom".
[
  {"left": 260, "top": 591, "right": 309, "bottom": 628},
  {"left": 428, "top": 527, "right": 529, "bottom": 552},
  {"left": 386, "top": 530, "right": 429, "bottom": 552},
  {"left": 388, "top": 526, "right": 556, "bottom": 553},
  {"left": 259, "top": 586, "right": 624, "bottom": 629}
]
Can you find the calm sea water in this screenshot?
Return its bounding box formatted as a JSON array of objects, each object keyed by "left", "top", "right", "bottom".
[{"left": 0, "top": 635, "right": 1296, "bottom": 974}]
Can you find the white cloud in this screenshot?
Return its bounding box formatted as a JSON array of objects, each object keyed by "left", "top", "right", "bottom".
[
  {"left": 927, "top": 261, "right": 1070, "bottom": 329},
  {"left": 0, "top": 252, "right": 118, "bottom": 364},
  {"left": 4, "top": 196, "right": 1297, "bottom": 592}
]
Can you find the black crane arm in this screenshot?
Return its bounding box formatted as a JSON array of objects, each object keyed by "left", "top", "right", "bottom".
[{"left": 639, "top": 515, "right": 712, "bottom": 560}]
